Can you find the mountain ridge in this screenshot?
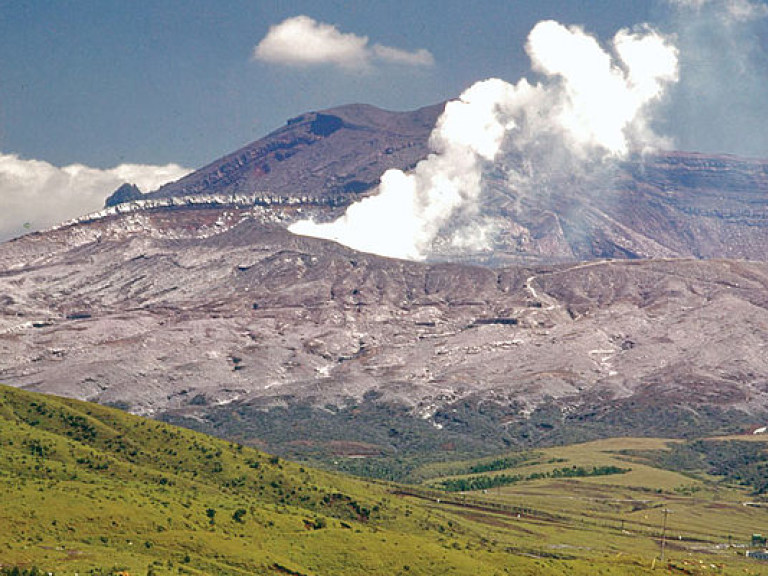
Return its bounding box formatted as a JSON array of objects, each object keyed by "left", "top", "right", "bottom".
[
  {"left": 3, "top": 213, "right": 768, "bottom": 460},
  {"left": 122, "top": 102, "right": 445, "bottom": 206},
  {"left": 5, "top": 102, "right": 768, "bottom": 463},
  {"left": 97, "top": 101, "right": 768, "bottom": 266}
]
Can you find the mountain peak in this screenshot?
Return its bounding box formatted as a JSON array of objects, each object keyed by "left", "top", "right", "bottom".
[
  {"left": 143, "top": 102, "right": 444, "bottom": 204},
  {"left": 104, "top": 182, "right": 143, "bottom": 208}
]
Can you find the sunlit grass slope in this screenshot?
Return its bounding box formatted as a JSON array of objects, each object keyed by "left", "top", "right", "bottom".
[
  {"left": 1, "top": 383, "right": 518, "bottom": 575},
  {"left": 0, "top": 385, "right": 656, "bottom": 575},
  {"left": 2, "top": 384, "right": 767, "bottom": 575}
]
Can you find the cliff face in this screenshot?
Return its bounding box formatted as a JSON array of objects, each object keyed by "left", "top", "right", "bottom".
[
  {"left": 481, "top": 151, "right": 768, "bottom": 265},
  {"left": 604, "top": 153, "right": 768, "bottom": 259}
]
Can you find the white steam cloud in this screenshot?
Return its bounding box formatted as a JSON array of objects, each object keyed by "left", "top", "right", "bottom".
[
  {"left": 0, "top": 153, "right": 190, "bottom": 241},
  {"left": 253, "top": 15, "right": 434, "bottom": 70},
  {"left": 289, "top": 20, "right": 678, "bottom": 260},
  {"left": 294, "top": 78, "right": 519, "bottom": 259}
]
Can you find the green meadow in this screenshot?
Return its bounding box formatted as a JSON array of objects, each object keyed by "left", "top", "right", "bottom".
[{"left": 1, "top": 384, "right": 767, "bottom": 575}]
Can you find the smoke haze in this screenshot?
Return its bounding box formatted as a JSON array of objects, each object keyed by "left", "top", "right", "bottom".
[
  {"left": 290, "top": 20, "right": 678, "bottom": 260},
  {"left": 662, "top": 0, "right": 768, "bottom": 157}
]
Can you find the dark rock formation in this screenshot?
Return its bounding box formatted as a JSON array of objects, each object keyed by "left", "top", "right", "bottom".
[{"left": 104, "top": 183, "right": 143, "bottom": 207}]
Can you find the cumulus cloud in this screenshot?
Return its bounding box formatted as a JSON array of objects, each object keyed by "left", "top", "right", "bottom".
[
  {"left": 0, "top": 153, "right": 190, "bottom": 241},
  {"left": 253, "top": 15, "right": 434, "bottom": 70},
  {"left": 527, "top": 22, "right": 678, "bottom": 156},
  {"left": 290, "top": 20, "right": 678, "bottom": 261}
]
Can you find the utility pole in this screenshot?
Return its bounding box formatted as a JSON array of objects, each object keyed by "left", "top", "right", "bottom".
[{"left": 660, "top": 508, "right": 670, "bottom": 562}]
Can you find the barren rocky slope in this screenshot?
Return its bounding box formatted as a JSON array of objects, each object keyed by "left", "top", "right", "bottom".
[
  {"left": 2, "top": 207, "right": 768, "bottom": 458},
  {"left": 5, "top": 102, "right": 768, "bottom": 459},
  {"left": 101, "top": 102, "right": 768, "bottom": 265},
  {"left": 132, "top": 103, "right": 445, "bottom": 205}
]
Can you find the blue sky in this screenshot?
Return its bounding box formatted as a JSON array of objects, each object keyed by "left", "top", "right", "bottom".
[
  {"left": 1, "top": 0, "right": 767, "bottom": 241},
  {"left": 1, "top": 0, "right": 659, "bottom": 168}
]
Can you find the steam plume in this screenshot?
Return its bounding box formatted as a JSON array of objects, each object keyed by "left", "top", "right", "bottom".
[{"left": 290, "top": 20, "right": 678, "bottom": 260}]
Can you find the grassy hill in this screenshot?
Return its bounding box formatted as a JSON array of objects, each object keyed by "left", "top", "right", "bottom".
[{"left": 2, "top": 384, "right": 768, "bottom": 575}]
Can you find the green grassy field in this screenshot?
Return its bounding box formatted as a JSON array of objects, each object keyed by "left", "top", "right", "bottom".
[
  {"left": 407, "top": 437, "right": 768, "bottom": 573},
  {"left": 2, "top": 384, "right": 768, "bottom": 575}
]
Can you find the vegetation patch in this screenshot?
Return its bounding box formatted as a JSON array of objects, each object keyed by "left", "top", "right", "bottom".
[
  {"left": 438, "top": 465, "right": 631, "bottom": 492},
  {"left": 624, "top": 439, "right": 768, "bottom": 494}
]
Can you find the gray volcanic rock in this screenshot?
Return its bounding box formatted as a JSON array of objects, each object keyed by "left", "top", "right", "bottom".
[
  {"left": 2, "top": 209, "right": 768, "bottom": 456},
  {"left": 5, "top": 102, "right": 768, "bottom": 458},
  {"left": 105, "top": 102, "right": 768, "bottom": 266},
  {"left": 143, "top": 103, "right": 444, "bottom": 204},
  {"left": 105, "top": 183, "right": 143, "bottom": 207},
  {"left": 473, "top": 151, "right": 768, "bottom": 265}
]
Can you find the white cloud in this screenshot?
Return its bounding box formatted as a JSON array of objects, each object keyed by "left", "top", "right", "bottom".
[
  {"left": 527, "top": 21, "right": 678, "bottom": 156},
  {"left": 372, "top": 44, "right": 435, "bottom": 66},
  {"left": 725, "top": 0, "right": 768, "bottom": 21},
  {"left": 0, "top": 153, "right": 190, "bottom": 241},
  {"left": 253, "top": 15, "right": 434, "bottom": 70},
  {"left": 253, "top": 15, "right": 368, "bottom": 69},
  {"left": 667, "top": 0, "right": 711, "bottom": 8}
]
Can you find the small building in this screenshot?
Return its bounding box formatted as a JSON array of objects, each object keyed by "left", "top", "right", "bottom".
[{"left": 746, "top": 550, "right": 768, "bottom": 561}]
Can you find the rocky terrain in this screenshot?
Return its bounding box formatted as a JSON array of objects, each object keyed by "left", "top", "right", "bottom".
[
  {"left": 2, "top": 205, "right": 768, "bottom": 457},
  {"left": 130, "top": 103, "right": 445, "bottom": 206},
  {"left": 99, "top": 102, "right": 768, "bottom": 265},
  {"left": 4, "top": 102, "right": 768, "bottom": 458}
]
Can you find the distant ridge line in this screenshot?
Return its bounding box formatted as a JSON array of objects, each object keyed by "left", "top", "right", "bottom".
[{"left": 51, "top": 192, "right": 352, "bottom": 232}]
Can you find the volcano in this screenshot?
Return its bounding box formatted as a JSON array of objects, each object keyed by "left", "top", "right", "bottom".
[{"left": 3, "top": 102, "right": 768, "bottom": 461}]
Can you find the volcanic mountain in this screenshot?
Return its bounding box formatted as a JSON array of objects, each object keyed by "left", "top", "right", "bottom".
[
  {"left": 106, "top": 102, "right": 768, "bottom": 264},
  {"left": 4, "top": 102, "right": 768, "bottom": 463},
  {"left": 120, "top": 103, "right": 445, "bottom": 206}
]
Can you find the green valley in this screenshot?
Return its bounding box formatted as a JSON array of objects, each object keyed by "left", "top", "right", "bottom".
[{"left": 2, "top": 384, "right": 768, "bottom": 575}]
